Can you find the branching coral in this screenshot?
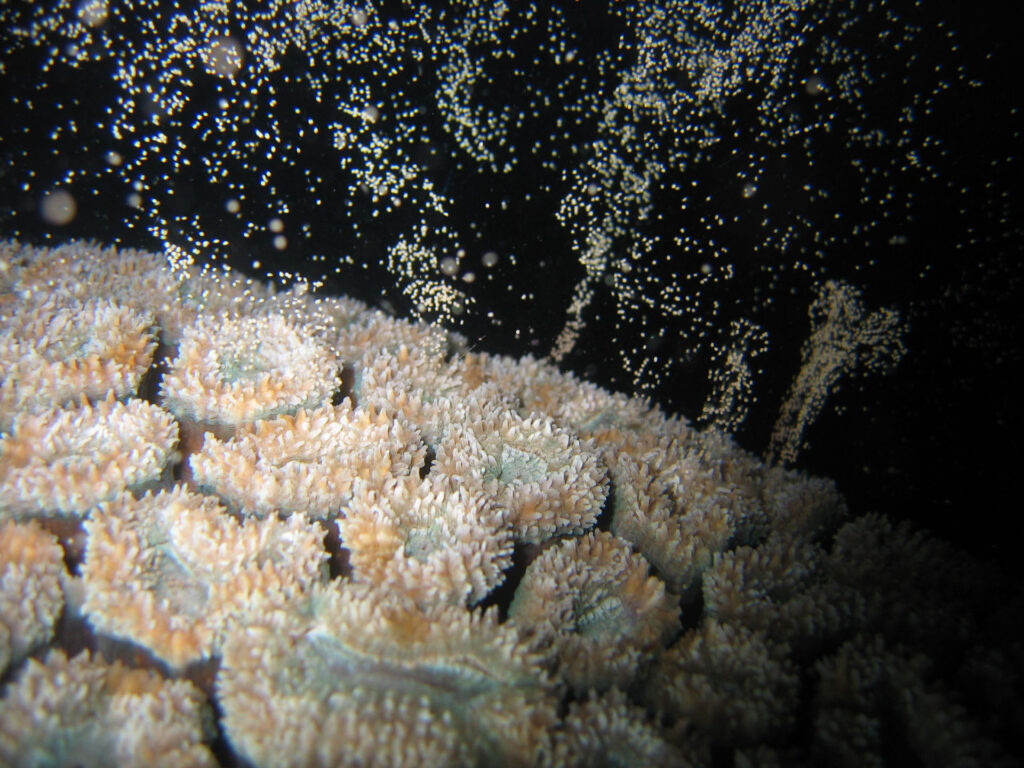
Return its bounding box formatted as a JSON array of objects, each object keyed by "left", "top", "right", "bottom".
[
  {"left": 759, "top": 464, "right": 847, "bottom": 542},
  {"left": 353, "top": 343, "right": 467, "bottom": 404},
  {"left": 354, "top": 346, "right": 520, "bottom": 450},
  {"left": 334, "top": 310, "right": 457, "bottom": 370},
  {"left": 486, "top": 355, "right": 637, "bottom": 430}
]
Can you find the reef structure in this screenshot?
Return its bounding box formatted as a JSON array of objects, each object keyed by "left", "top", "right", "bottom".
[{"left": 0, "top": 241, "right": 1019, "bottom": 767}]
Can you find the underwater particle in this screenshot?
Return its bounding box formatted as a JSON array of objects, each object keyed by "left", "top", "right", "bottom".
[
  {"left": 76, "top": 0, "right": 110, "bottom": 29},
  {"left": 39, "top": 189, "right": 77, "bottom": 227},
  {"left": 767, "top": 280, "right": 906, "bottom": 466},
  {"left": 203, "top": 36, "right": 244, "bottom": 78},
  {"left": 697, "top": 318, "right": 769, "bottom": 435},
  {"left": 0, "top": 0, "right": 994, "bottom": 412}
]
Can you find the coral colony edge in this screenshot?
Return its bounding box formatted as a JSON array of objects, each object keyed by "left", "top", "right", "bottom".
[{"left": 0, "top": 239, "right": 1020, "bottom": 767}]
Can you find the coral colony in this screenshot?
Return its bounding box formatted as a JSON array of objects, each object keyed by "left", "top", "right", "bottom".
[
  {"left": 0, "top": 0, "right": 1020, "bottom": 766},
  {"left": 1, "top": 241, "right": 1018, "bottom": 766}
]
